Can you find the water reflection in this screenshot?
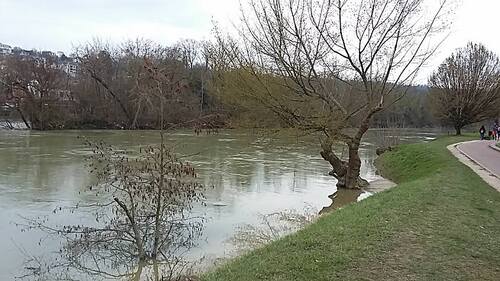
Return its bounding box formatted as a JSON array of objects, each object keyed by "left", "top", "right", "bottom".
[{"left": 319, "top": 189, "right": 365, "bottom": 214}]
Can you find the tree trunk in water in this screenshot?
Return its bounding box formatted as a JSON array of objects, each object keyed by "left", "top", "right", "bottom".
[
  {"left": 345, "top": 142, "right": 369, "bottom": 189},
  {"left": 320, "top": 141, "right": 368, "bottom": 190},
  {"left": 342, "top": 109, "right": 379, "bottom": 189},
  {"left": 320, "top": 145, "right": 347, "bottom": 187},
  {"left": 321, "top": 108, "right": 378, "bottom": 189}
]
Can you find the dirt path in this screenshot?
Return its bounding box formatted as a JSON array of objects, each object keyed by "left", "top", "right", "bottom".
[{"left": 448, "top": 140, "right": 500, "bottom": 192}]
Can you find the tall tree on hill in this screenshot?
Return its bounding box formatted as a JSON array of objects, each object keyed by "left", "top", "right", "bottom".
[
  {"left": 429, "top": 42, "right": 500, "bottom": 135},
  {"left": 211, "top": 0, "right": 450, "bottom": 189}
]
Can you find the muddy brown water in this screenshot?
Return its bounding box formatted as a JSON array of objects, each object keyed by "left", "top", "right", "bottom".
[{"left": 0, "top": 129, "right": 440, "bottom": 279}]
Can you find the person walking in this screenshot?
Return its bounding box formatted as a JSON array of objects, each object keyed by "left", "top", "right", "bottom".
[
  {"left": 497, "top": 123, "right": 500, "bottom": 141},
  {"left": 480, "top": 125, "right": 486, "bottom": 140}
]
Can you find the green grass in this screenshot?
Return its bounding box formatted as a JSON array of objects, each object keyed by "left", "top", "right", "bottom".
[{"left": 201, "top": 136, "right": 500, "bottom": 281}]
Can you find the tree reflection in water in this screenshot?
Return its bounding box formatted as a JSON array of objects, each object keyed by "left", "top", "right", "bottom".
[
  {"left": 320, "top": 189, "right": 365, "bottom": 214},
  {"left": 20, "top": 139, "right": 205, "bottom": 281}
]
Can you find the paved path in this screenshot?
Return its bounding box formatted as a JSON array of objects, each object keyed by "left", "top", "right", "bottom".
[
  {"left": 457, "top": 140, "right": 500, "bottom": 177},
  {"left": 448, "top": 140, "right": 500, "bottom": 192}
]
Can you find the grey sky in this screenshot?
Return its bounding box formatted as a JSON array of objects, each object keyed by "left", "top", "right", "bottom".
[
  {"left": 0, "top": 0, "right": 238, "bottom": 51},
  {"left": 1, "top": 0, "right": 499, "bottom": 83}
]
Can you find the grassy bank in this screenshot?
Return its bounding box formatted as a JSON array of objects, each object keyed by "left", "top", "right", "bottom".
[{"left": 202, "top": 136, "right": 500, "bottom": 281}]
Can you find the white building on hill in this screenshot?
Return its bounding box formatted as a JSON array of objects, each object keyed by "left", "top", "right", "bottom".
[{"left": 0, "top": 43, "right": 12, "bottom": 55}]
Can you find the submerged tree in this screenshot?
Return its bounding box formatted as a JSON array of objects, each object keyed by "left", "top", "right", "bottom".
[
  {"left": 429, "top": 42, "right": 500, "bottom": 135},
  {"left": 211, "top": 0, "right": 451, "bottom": 189},
  {"left": 23, "top": 142, "right": 204, "bottom": 280},
  {"left": 21, "top": 53, "right": 205, "bottom": 281}
]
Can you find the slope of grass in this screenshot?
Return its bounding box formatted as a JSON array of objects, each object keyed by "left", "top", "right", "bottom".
[{"left": 201, "top": 136, "right": 500, "bottom": 281}]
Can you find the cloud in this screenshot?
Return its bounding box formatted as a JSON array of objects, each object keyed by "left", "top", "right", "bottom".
[
  {"left": 0, "top": 0, "right": 234, "bottom": 52},
  {"left": 2, "top": 0, "right": 500, "bottom": 85}
]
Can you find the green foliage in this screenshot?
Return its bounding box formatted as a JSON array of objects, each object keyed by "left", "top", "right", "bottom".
[
  {"left": 202, "top": 136, "right": 500, "bottom": 281},
  {"left": 211, "top": 69, "right": 306, "bottom": 128}
]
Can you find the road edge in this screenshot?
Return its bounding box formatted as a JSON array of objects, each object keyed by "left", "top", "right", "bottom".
[
  {"left": 448, "top": 141, "right": 500, "bottom": 192},
  {"left": 489, "top": 143, "right": 500, "bottom": 153}
]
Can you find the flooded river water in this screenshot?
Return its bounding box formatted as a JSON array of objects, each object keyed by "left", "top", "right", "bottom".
[{"left": 0, "top": 129, "right": 440, "bottom": 279}]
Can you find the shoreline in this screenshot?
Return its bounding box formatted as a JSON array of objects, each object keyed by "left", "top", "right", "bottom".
[{"left": 201, "top": 136, "right": 500, "bottom": 281}]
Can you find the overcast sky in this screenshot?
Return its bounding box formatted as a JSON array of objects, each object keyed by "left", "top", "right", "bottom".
[{"left": 1, "top": 0, "right": 499, "bottom": 83}]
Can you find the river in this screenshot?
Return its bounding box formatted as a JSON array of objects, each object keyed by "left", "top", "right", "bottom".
[{"left": 0, "top": 129, "right": 440, "bottom": 279}]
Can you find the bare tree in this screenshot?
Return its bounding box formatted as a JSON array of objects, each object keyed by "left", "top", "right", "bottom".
[
  {"left": 122, "top": 38, "right": 167, "bottom": 128},
  {"left": 177, "top": 39, "right": 202, "bottom": 72},
  {"left": 429, "top": 42, "right": 500, "bottom": 135},
  {"left": 176, "top": 39, "right": 215, "bottom": 118},
  {"left": 1, "top": 53, "right": 68, "bottom": 130},
  {"left": 21, "top": 141, "right": 204, "bottom": 281},
  {"left": 20, "top": 55, "right": 206, "bottom": 281},
  {"left": 211, "top": 0, "right": 450, "bottom": 189},
  {"left": 75, "top": 40, "right": 134, "bottom": 127},
  {"left": 74, "top": 39, "right": 212, "bottom": 129}
]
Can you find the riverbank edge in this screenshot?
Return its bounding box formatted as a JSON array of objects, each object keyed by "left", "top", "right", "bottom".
[{"left": 200, "top": 135, "right": 500, "bottom": 281}]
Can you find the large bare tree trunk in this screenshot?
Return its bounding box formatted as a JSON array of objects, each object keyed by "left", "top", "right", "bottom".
[
  {"left": 320, "top": 143, "right": 347, "bottom": 186},
  {"left": 345, "top": 143, "right": 363, "bottom": 189},
  {"left": 320, "top": 140, "right": 368, "bottom": 190},
  {"left": 213, "top": 0, "right": 449, "bottom": 188},
  {"left": 340, "top": 111, "right": 377, "bottom": 189},
  {"left": 321, "top": 110, "right": 376, "bottom": 189}
]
